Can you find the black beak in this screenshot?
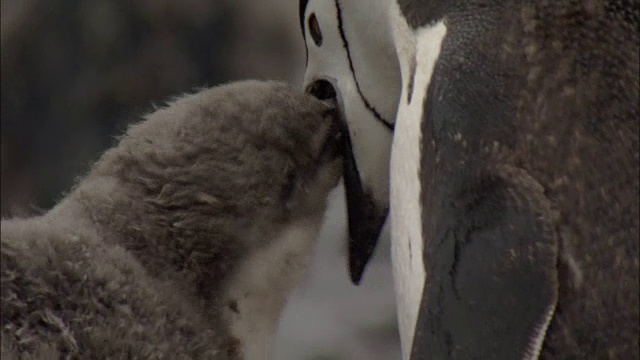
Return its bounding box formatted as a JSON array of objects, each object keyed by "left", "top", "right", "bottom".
[{"left": 306, "top": 79, "right": 388, "bottom": 285}]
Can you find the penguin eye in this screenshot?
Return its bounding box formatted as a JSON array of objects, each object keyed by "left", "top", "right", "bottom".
[{"left": 308, "top": 13, "right": 323, "bottom": 46}]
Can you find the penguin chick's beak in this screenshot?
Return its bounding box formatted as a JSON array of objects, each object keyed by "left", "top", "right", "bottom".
[{"left": 306, "top": 79, "right": 388, "bottom": 285}]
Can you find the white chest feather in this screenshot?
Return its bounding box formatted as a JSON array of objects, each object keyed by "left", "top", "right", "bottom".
[
  {"left": 221, "top": 219, "right": 322, "bottom": 360},
  {"left": 388, "top": 6, "right": 447, "bottom": 357}
]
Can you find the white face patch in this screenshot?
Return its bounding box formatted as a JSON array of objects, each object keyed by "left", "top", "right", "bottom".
[
  {"left": 388, "top": 3, "right": 447, "bottom": 357},
  {"left": 221, "top": 218, "right": 323, "bottom": 360},
  {"left": 302, "top": 0, "right": 400, "bottom": 208}
]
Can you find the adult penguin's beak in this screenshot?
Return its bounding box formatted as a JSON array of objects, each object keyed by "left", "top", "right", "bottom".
[{"left": 306, "top": 79, "right": 389, "bottom": 285}]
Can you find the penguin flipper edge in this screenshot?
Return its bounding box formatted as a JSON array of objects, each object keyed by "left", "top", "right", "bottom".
[{"left": 411, "top": 165, "right": 559, "bottom": 360}]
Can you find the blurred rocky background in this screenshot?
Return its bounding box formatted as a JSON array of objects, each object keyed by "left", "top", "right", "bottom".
[{"left": 1, "top": 0, "right": 400, "bottom": 358}]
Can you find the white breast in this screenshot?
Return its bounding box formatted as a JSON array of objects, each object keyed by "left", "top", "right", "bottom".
[
  {"left": 388, "top": 5, "right": 447, "bottom": 357},
  {"left": 221, "top": 218, "right": 322, "bottom": 360}
]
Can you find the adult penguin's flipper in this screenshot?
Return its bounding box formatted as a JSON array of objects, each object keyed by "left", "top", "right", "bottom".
[{"left": 411, "top": 165, "right": 559, "bottom": 360}]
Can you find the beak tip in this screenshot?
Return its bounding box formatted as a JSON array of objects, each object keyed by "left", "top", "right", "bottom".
[
  {"left": 348, "top": 236, "right": 379, "bottom": 286},
  {"left": 350, "top": 276, "right": 363, "bottom": 286},
  {"left": 349, "top": 260, "right": 365, "bottom": 285}
]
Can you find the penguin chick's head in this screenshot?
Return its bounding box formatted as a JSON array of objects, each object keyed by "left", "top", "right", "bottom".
[
  {"left": 75, "top": 80, "right": 342, "bottom": 281},
  {"left": 119, "top": 79, "right": 340, "bottom": 220}
]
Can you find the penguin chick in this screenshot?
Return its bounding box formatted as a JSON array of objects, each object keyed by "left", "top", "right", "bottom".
[{"left": 1, "top": 80, "right": 343, "bottom": 359}]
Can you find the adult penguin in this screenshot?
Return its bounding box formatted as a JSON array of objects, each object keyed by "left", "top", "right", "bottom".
[{"left": 300, "top": 0, "right": 639, "bottom": 359}]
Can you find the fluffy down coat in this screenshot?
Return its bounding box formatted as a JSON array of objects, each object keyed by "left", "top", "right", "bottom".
[{"left": 1, "top": 80, "right": 343, "bottom": 359}]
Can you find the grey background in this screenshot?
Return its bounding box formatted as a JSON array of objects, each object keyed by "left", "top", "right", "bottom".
[{"left": 1, "top": 0, "right": 400, "bottom": 358}]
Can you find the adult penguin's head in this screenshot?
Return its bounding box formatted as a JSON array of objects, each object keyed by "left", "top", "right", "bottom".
[{"left": 300, "top": 0, "right": 402, "bottom": 284}]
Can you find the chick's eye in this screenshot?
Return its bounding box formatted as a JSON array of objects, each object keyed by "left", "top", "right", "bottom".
[{"left": 308, "top": 13, "right": 323, "bottom": 46}]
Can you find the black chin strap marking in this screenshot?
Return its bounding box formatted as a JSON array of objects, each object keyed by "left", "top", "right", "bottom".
[
  {"left": 335, "top": 0, "right": 395, "bottom": 132},
  {"left": 300, "top": 0, "right": 310, "bottom": 66}
]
